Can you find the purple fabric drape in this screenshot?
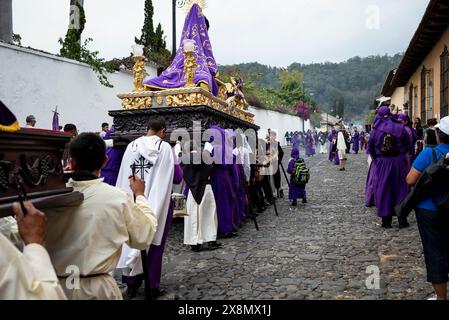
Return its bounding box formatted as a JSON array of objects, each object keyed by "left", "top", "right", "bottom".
[
  {"left": 0, "top": 100, "right": 19, "bottom": 131},
  {"left": 52, "top": 111, "right": 60, "bottom": 131},
  {"left": 143, "top": 4, "right": 218, "bottom": 96}
]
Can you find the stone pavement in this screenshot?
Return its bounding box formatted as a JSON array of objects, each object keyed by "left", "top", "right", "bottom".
[{"left": 120, "top": 148, "right": 434, "bottom": 300}]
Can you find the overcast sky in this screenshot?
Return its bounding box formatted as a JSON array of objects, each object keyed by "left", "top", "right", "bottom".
[{"left": 12, "top": 0, "right": 429, "bottom": 67}]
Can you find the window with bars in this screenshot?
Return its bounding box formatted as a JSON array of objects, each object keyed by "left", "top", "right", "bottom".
[
  {"left": 414, "top": 85, "right": 419, "bottom": 120},
  {"left": 441, "top": 45, "right": 449, "bottom": 118},
  {"left": 421, "top": 66, "right": 427, "bottom": 123}
]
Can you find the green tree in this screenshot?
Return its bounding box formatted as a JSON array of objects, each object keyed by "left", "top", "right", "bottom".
[
  {"left": 59, "top": 2, "right": 114, "bottom": 87},
  {"left": 135, "top": 0, "right": 155, "bottom": 48},
  {"left": 135, "top": 0, "right": 171, "bottom": 70}
]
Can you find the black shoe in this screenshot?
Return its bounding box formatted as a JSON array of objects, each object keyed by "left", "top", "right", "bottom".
[
  {"left": 279, "top": 190, "right": 284, "bottom": 198},
  {"left": 302, "top": 197, "right": 307, "bottom": 204},
  {"left": 221, "top": 232, "right": 239, "bottom": 239},
  {"left": 205, "top": 241, "right": 223, "bottom": 251},
  {"left": 398, "top": 217, "right": 410, "bottom": 229},
  {"left": 291, "top": 200, "right": 297, "bottom": 206},
  {"left": 191, "top": 245, "right": 202, "bottom": 252},
  {"left": 151, "top": 288, "right": 165, "bottom": 300},
  {"left": 126, "top": 287, "right": 138, "bottom": 299}
]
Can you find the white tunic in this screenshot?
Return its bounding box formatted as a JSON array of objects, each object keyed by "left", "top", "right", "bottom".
[
  {"left": 184, "top": 185, "right": 218, "bottom": 245},
  {"left": 45, "top": 179, "right": 158, "bottom": 300},
  {"left": 0, "top": 233, "right": 67, "bottom": 300},
  {"left": 116, "top": 135, "right": 174, "bottom": 276}
]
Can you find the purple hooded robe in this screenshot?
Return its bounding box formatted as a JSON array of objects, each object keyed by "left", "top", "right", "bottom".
[
  {"left": 366, "top": 106, "right": 411, "bottom": 217},
  {"left": 287, "top": 148, "right": 306, "bottom": 201},
  {"left": 209, "top": 126, "right": 240, "bottom": 234}
]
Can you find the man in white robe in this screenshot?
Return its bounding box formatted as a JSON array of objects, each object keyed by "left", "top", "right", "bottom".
[
  {"left": 181, "top": 142, "right": 220, "bottom": 251},
  {"left": 44, "top": 133, "right": 158, "bottom": 300},
  {"left": 116, "top": 117, "right": 177, "bottom": 299},
  {"left": 0, "top": 202, "right": 66, "bottom": 300}
]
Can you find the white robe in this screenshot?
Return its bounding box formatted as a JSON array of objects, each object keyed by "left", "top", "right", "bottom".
[
  {"left": 45, "top": 179, "right": 157, "bottom": 300},
  {"left": 0, "top": 233, "right": 67, "bottom": 300},
  {"left": 234, "top": 134, "right": 253, "bottom": 183},
  {"left": 184, "top": 185, "right": 218, "bottom": 245},
  {"left": 116, "top": 135, "right": 174, "bottom": 276}
]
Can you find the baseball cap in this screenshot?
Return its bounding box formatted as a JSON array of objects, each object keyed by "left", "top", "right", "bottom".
[{"left": 435, "top": 116, "right": 449, "bottom": 135}]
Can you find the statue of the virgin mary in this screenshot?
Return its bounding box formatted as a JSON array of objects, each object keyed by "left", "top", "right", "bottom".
[{"left": 143, "top": 2, "right": 218, "bottom": 96}]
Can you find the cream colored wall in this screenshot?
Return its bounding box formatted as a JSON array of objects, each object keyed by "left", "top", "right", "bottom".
[
  {"left": 404, "top": 27, "right": 449, "bottom": 121},
  {"left": 391, "top": 87, "right": 405, "bottom": 112}
]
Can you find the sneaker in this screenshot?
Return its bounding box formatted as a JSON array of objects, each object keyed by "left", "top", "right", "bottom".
[{"left": 427, "top": 295, "right": 437, "bottom": 300}]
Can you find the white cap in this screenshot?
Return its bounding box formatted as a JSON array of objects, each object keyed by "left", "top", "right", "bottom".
[{"left": 435, "top": 116, "right": 449, "bottom": 135}]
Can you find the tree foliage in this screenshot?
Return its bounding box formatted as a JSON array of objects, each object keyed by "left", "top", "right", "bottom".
[
  {"left": 59, "top": 2, "right": 114, "bottom": 88},
  {"left": 219, "top": 54, "right": 403, "bottom": 122},
  {"left": 136, "top": 0, "right": 171, "bottom": 70}
]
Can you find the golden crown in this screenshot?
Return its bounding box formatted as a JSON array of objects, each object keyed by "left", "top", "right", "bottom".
[{"left": 184, "top": 0, "right": 207, "bottom": 15}]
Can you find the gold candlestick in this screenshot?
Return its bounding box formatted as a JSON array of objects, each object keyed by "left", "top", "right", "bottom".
[
  {"left": 183, "top": 51, "right": 197, "bottom": 88},
  {"left": 133, "top": 55, "right": 147, "bottom": 92}
]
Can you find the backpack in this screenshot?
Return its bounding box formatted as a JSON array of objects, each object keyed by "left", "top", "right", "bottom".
[
  {"left": 380, "top": 133, "right": 398, "bottom": 156},
  {"left": 292, "top": 158, "right": 310, "bottom": 186},
  {"left": 395, "top": 147, "right": 449, "bottom": 217}
]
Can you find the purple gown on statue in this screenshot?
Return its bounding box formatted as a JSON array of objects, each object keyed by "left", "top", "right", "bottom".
[
  {"left": 100, "top": 128, "right": 125, "bottom": 186},
  {"left": 305, "top": 131, "right": 315, "bottom": 157},
  {"left": 210, "top": 126, "right": 240, "bottom": 235},
  {"left": 143, "top": 4, "right": 218, "bottom": 96},
  {"left": 287, "top": 148, "right": 306, "bottom": 201},
  {"left": 366, "top": 106, "right": 411, "bottom": 218}
]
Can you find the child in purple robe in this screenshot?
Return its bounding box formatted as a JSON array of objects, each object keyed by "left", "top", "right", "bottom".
[{"left": 287, "top": 148, "right": 307, "bottom": 206}]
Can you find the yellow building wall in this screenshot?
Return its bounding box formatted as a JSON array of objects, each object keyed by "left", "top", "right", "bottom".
[
  {"left": 390, "top": 86, "right": 405, "bottom": 112},
  {"left": 404, "top": 27, "right": 449, "bottom": 121}
]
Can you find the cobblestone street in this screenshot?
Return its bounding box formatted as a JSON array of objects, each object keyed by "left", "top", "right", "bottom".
[{"left": 123, "top": 149, "right": 434, "bottom": 300}]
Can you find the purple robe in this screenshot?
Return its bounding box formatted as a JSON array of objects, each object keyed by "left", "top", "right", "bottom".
[
  {"left": 100, "top": 128, "right": 125, "bottom": 186},
  {"left": 287, "top": 148, "right": 306, "bottom": 200},
  {"left": 292, "top": 133, "right": 300, "bottom": 150},
  {"left": 143, "top": 4, "right": 218, "bottom": 96},
  {"left": 352, "top": 131, "right": 360, "bottom": 153},
  {"left": 305, "top": 131, "right": 315, "bottom": 156},
  {"left": 367, "top": 106, "right": 411, "bottom": 217},
  {"left": 122, "top": 163, "right": 183, "bottom": 291},
  {"left": 328, "top": 132, "right": 334, "bottom": 161},
  {"left": 210, "top": 126, "right": 240, "bottom": 234}
]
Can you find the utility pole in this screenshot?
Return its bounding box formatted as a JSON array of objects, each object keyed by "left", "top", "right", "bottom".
[{"left": 0, "top": 0, "right": 13, "bottom": 43}]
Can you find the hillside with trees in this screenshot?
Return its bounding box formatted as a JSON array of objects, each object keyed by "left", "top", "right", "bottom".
[{"left": 219, "top": 54, "right": 403, "bottom": 123}]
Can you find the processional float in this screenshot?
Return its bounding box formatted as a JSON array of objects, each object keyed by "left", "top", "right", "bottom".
[{"left": 109, "top": 1, "right": 259, "bottom": 147}]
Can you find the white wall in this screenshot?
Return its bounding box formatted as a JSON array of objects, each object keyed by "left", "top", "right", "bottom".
[
  {"left": 248, "top": 106, "right": 311, "bottom": 143},
  {"left": 0, "top": 42, "right": 158, "bottom": 133}
]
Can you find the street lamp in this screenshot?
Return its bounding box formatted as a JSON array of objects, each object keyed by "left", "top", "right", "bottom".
[{"left": 172, "top": 0, "right": 188, "bottom": 56}]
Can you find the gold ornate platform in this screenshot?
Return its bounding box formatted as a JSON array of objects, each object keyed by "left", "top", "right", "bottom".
[{"left": 117, "top": 87, "right": 255, "bottom": 125}]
